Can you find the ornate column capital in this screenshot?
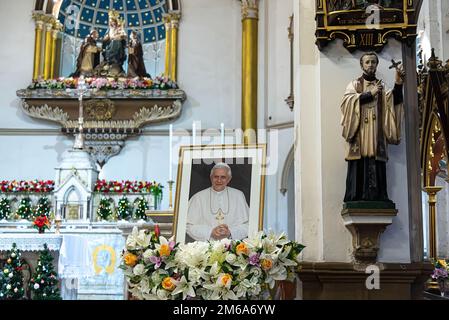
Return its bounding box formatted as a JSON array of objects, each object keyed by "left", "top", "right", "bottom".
[
  {"left": 32, "top": 11, "right": 45, "bottom": 22},
  {"left": 45, "top": 22, "right": 54, "bottom": 32},
  {"left": 163, "top": 13, "right": 171, "bottom": 25},
  {"left": 241, "top": 0, "right": 259, "bottom": 20},
  {"left": 35, "top": 20, "right": 44, "bottom": 30},
  {"left": 170, "top": 12, "right": 181, "bottom": 29}
]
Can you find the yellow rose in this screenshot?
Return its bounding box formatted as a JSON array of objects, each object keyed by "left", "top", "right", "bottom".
[
  {"left": 438, "top": 259, "right": 447, "bottom": 269},
  {"left": 261, "top": 258, "right": 273, "bottom": 271},
  {"left": 235, "top": 243, "right": 249, "bottom": 256},
  {"left": 159, "top": 244, "right": 171, "bottom": 257},
  {"left": 161, "top": 277, "right": 175, "bottom": 291},
  {"left": 220, "top": 273, "right": 232, "bottom": 287},
  {"left": 124, "top": 253, "right": 138, "bottom": 267}
]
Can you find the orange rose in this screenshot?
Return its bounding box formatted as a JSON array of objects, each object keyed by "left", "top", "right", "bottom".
[
  {"left": 159, "top": 244, "right": 171, "bottom": 257},
  {"left": 235, "top": 243, "right": 249, "bottom": 256},
  {"left": 161, "top": 277, "right": 175, "bottom": 291},
  {"left": 124, "top": 253, "right": 138, "bottom": 267},
  {"left": 219, "top": 273, "right": 232, "bottom": 287},
  {"left": 261, "top": 258, "right": 273, "bottom": 271}
]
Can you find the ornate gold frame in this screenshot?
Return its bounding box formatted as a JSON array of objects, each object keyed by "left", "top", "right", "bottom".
[
  {"left": 315, "top": 0, "right": 418, "bottom": 52},
  {"left": 172, "top": 144, "right": 266, "bottom": 243}
]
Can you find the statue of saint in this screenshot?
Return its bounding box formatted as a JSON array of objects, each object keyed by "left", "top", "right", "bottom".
[
  {"left": 72, "top": 30, "right": 101, "bottom": 77},
  {"left": 127, "top": 31, "right": 151, "bottom": 78},
  {"left": 101, "top": 10, "right": 127, "bottom": 76},
  {"left": 340, "top": 52, "right": 405, "bottom": 203}
]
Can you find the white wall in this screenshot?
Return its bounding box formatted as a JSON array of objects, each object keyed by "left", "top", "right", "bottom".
[
  {"left": 295, "top": 0, "right": 411, "bottom": 262},
  {"left": 264, "top": 0, "right": 294, "bottom": 127},
  {"left": 263, "top": 127, "right": 294, "bottom": 236}
]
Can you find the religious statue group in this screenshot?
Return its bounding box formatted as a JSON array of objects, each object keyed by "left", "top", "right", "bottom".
[{"left": 73, "top": 10, "right": 150, "bottom": 78}]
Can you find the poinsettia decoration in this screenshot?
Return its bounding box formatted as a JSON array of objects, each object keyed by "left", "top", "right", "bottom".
[
  {"left": 94, "top": 180, "right": 163, "bottom": 195},
  {"left": 33, "top": 215, "right": 51, "bottom": 233},
  {"left": 0, "top": 180, "right": 54, "bottom": 193}
]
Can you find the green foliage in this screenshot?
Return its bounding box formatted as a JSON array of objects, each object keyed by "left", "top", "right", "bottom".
[
  {"left": 29, "top": 244, "right": 61, "bottom": 300},
  {"left": 0, "top": 198, "right": 11, "bottom": 220},
  {"left": 97, "top": 198, "right": 113, "bottom": 221},
  {"left": 16, "top": 197, "right": 32, "bottom": 220},
  {"left": 117, "top": 197, "right": 132, "bottom": 220},
  {"left": 0, "top": 243, "right": 25, "bottom": 300},
  {"left": 34, "top": 197, "right": 51, "bottom": 218},
  {"left": 134, "top": 197, "right": 149, "bottom": 220}
]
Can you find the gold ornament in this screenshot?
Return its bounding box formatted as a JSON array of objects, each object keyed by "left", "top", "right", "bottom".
[{"left": 7, "top": 258, "right": 11, "bottom": 264}]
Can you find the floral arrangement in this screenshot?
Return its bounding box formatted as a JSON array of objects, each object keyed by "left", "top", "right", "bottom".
[
  {"left": 121, "top": 226, "right": 305, "bottom": 300},
  {"left": 0, "top": 180, "right": 55, "bottom": 193},
  {"left": 94, "top": 180, "right": 163, "bottom": 195},
  {"left": 431, "top": 259, "right": 449, "bottom": 281},
  {"left": 32, "top": 215, "right": 51, "bottom": 233},
  {"left": 28, "top": 76, "right": 177, "bottom": 91}
]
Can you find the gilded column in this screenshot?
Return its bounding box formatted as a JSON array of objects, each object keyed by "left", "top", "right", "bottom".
[
  {"left": 32, "top": 17, "right": 44, "bottom": 80},
  {"left": 50, "top": 23, "right": 61, "bottom": 79},
  {"left": 43, "top": 21, "right": 54, "bottom": 79},
  {"left": 170, "top": 13, "right": 181, "bottom": 82},
  {"left": 163, "top": 14, "right": 172, "bottom": 78},
  {"left": 241, "top": 0, "right": 259, "bottom": 144},
  {"left": 424, "top": 186, "right": 443, "bottom": 259}
]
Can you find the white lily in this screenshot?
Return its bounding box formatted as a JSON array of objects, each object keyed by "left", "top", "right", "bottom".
[{"left": 172, "top": 275, "right": 196, "bottom": 299}]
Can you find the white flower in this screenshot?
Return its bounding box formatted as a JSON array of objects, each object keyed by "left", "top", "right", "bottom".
[
  {"left": 126, "top": 227, "right": 150, "bottom": 250},
  {"left": 225, "top": 253, "right": 237, "bottom": 265},
  {"left": 133, "top": 264, "right": 145, "bottom": 276},
  {"left": 34, "top": 283, "right": 40, "bottom": 290},
  {"left": 6, "top": 284, "right": 11, "bottom": 290},
  {"left": 251, "top": 266, "right": 262, "bottom": 278},
  {"left": 43, "top": 293, "right": 46, "bottom": 297},
  {"left": 11, "top": 253, "right": 16, "bottom": 258},
  {"left": 13, "top": 288, "right": 18, "bottom": 293},
  {"left": 176, "top": 241, "right": 209, "bottom": 269},
  {"left": 156, "top": 288, "right": 169, "bottom": 300},
  {"left": 8, "top": 272, "right": 13, "bottom": 278},
  {"left": 172, "top": 276, "right": 196, "bottom": 300},
  {"left": 142, "top": 249, "right": 155, "bottom": 261}
]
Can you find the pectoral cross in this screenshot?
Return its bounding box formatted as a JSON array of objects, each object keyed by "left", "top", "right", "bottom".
[{"left": 215, "top": 209, "right": 225, "bottom": 225}]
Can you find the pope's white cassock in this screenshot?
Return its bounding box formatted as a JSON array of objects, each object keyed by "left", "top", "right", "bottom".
[{"left": 186, "top": 186, "right": 249, "bottom": 241}]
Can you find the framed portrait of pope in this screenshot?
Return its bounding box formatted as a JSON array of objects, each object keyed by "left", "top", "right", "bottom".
[{"left": 173, "top": 144, "right": 266, "bottom": 244}]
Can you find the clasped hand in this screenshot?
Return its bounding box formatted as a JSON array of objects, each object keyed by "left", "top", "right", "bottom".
[{"left": 211, "top": 224, "right": 231, "bottom": 240}]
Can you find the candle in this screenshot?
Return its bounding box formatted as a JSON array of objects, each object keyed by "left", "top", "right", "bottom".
[
  {"left": 220, "top": 123, "right": 225, "bottom": 145},
  {"left": 169, "top": 124, "right": 173, "bottom": 181},
  {"left": 192, "top": 122, "right": 196, "bottom": 145}
]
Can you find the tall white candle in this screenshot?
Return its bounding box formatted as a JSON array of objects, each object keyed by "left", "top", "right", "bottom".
[
  {"left": 220, "top": 123, "right": 225, "bottom": 144},
  {"left": 169, "top": 124, "right": 173, "bottom": 181},
  {"left": 192, "top": 122, "right": 196, "bottom": 145}
]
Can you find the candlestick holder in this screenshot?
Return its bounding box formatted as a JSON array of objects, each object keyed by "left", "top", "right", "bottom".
[
  {"left": 55, "top": 215, "right": 62, "bottom": 234},
  {"left": 167, "top": 180, "right": 175, "bottom": 210}
]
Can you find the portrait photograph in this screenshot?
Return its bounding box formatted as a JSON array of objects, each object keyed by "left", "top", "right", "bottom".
[{"left": 173, "top": 144, "right": 266, "bottom": 244}]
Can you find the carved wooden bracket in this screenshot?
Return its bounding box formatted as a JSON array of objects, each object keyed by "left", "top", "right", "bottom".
[{"left": 342, "top": 204, "right": 398, "bottom": 264}]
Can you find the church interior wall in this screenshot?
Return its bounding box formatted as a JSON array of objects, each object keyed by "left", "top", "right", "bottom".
[
  {"left": 0, "top": 0, "right": 295, "bottom": 235},
  {"left": 295, "top": 0, "right": 411, "bottom": 263},
  {"left": 263, "top": 127, "right": 294, "bottom": 237},
  {"left": 436, "top": 176, "right": 449, "bottom": 258}
]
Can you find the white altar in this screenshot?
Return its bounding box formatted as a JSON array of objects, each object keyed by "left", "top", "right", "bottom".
[{"left": 0, "top": 228, "right": 127, "bottom": 300}]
